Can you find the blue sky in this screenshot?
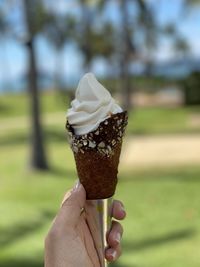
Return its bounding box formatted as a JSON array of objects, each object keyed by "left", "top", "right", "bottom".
[{"left": 0, "top": 0, "right": 200, "bottom": 90}]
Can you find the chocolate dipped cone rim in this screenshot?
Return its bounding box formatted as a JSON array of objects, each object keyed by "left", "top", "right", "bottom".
[{"left": 66, "top": 111, "right": 128, "bottom": 157}]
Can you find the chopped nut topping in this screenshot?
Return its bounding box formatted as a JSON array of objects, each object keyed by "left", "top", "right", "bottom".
[
  {"left": 83, "top": 140, "right": 88, "bottom": 146},
  {"left": 98, "top": 141, "right": 105, "bottom": 148},
  {"left": 66, "top": 111, "right": 128, "bottom": 156},
  {"left": 89, "top": 140, "right": 96, "bottom": 148}
]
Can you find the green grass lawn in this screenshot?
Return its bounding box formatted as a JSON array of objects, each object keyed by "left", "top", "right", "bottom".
[
  {"left": 127, "top": 106, "right": 200, "bottom": 135},
  {"left": 1, "top": 136, "right": 200, "bottom": 267},
  {"left": 1, "top": 92, "right": 200, "bottom": 135},
  {"left": 0, "top": 91, "right": 69, "bottom": 118},
  {"left": 1, "top": 92, "right": 200, "bottom": 266}
]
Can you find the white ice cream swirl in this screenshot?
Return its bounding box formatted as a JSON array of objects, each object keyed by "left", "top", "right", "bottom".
[{"left": 67, "top": 73, "right": 122, "bottom": 135}]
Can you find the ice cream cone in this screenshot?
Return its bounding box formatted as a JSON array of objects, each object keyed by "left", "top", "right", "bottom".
[
  {"left": 66, "top": 73, "right": 128, "bottom": 266},
  {"left": 66, "top": 111, "right": 128, "bottom": 200}
]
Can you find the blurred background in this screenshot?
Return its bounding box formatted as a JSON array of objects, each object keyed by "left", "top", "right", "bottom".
[{"left": 0, "top": 0, "right": 200, "bottom": 266}]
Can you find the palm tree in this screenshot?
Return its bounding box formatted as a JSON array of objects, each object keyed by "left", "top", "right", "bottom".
[
  {"left": 118, "top": 0, "right": 136, "bottom": 110},
  {"left": 137, "top": 0, "right": 157, "bottom": 76},
  {"left": 174, "top": 37, "right": 190, "bottom": 58},
  {"left": 78, "top": 0, "right": 94, "bottom": 71},
  {"left": 76, "top": 0, "right": 157, "bottom": 110},
  {"left": 0, "top": 9, "right": 11, "bottom": 93},
  {"left": 182, "top": 0, "right": 200, "bottom": 15},
  {"left": 117, "top": 0, "right": 157, "bottom": 110},
  {"left": 23, "top": 0, "right": 48, "bottom": 170},
  {"left": 163, "top": 22, "right": 190, "bottom": 58},
  {"left": 0, "top": 10, "right": 6, "bottom": 94},
  {"left": 45, "top": 14, "right": 76, "bottom": 93},
  {"left": 185, "top": 0, "right": 200, "bottom": 5},
  {"left": 77, "top": 0, "right": 115, "bottom": 74}
]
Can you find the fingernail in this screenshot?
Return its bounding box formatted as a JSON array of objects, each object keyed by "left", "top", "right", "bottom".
[
  {"left": 121, "top": 204, "right": 125, "bottom": 211},
  {"left": 115, "top": 232, "right": 121, "bottom": 244},
  {"left": 120, "top": 205, "right": 126, "bottom": 214},
  {"left": 110, "top": 249, "right": 117, "bottom": 260},
  {"left": 61, "top": 191, "right": 72, "bottom": 206},
  {"left": 73, "top": 180, "right": 80, "bottom": 191}
]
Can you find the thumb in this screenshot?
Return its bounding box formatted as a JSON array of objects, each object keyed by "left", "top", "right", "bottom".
[{"left": 57, "top": 182, "right": 86, "bottom": 227}]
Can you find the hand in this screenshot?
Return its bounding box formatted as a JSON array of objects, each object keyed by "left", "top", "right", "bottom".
[{"left": 45, "top": 182, "right": 126, "bottom": 267}]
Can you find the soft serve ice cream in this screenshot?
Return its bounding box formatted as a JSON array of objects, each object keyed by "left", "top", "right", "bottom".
[{"left": 67, "top": 73, "right": 122, "bottom": 135}]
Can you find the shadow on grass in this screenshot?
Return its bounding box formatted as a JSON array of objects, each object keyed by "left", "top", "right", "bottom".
[
  {"left": 0, "top": 129, "right": 66, "bottom": 147},
  {"left": 119, "top": 169, "right": 200, "bottom": 183},
  {"left": 0, "top": 102, "right": 12, "bottom": 115},
  {"left": 49, "top": 166, "right": 75, "bottom": 179},
  {"left": 1, "top": 259, "right": 133, "bottom": 267},
  {"left": 0, "top": 132, "right": 29, "bottom": 147},
  {"left": 122, "top": 228, "right": 195, "bottom": 252},
  {"left": 110, "top": 263, "right": 136, "bottom": 267},
  {"left": 0, "top": 210, "right": 54, "bottom": 248},
  {"left": 0, "top": 259, "right": 43, "bottom": 267}
]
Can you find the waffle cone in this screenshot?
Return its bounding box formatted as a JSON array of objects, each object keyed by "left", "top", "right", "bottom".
[{"left": 66, "top": 111, "right": 128, "bottom": 200}]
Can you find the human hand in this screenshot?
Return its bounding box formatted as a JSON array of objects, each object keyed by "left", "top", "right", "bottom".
[{"left": 45, "top": 182, "right": 126, "bottom": 267}]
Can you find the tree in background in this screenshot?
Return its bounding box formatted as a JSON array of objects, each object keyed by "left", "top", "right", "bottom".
[
  {"left": 23, "top": 0, "right": 49, "bottom": 170},
  {"left": 78, "top": 0, "right": 93, "bottom": 71},
  {"left": 185, "top": 0, "right": 200, "bottom": 6},
  {"left": 116, "top": 0, "right": 157, "bottom": 110},
  {"left": 76, "top": 1, "right": 110, "bottom": 63},
  {"left": 164, "top": 0, "right": 200, "bottom": 105},
  {"left": 0, "top": 8, "right": 11, "bottom": 93},
  {"left": 137, "top": 0, "right": 157, "bottom": 76},
  {"left": 45, "top": 14, "right": 76, "bottom": 93},
  {"left": 164, "top": 23, "right": 190, "bottom": 59},
  {"left": 2, "top": 0, "right": 199, "bottom": 112},
  {"left": 182, "top": 71, "right": 200, "bottom": 105},
  {"left": 77, "top": 0, "right": 157, "bottom": 110},
  {"left": 118, "top": 0, "right": 136, "bottom": 110},
  {"left": 0, "top": 10, "right": 6, "bottom": 95},
  {"left": 94, "top": 22, "right": 117, "bottom": 80}
]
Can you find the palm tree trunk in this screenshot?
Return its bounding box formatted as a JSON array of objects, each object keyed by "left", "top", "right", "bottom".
[
  {"left": 80, "top": 0, "right": 93, "bottom": 72},
  {"left": 24, "top": 0, "right": 48, "bottom": 170},
  {"left": 120, "top": 0, "right": 133, "bottom": 111}
]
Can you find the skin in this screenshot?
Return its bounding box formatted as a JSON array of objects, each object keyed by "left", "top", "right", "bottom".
[{"left": 45, "top": 182, "right": 126, "bottom": 267}]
